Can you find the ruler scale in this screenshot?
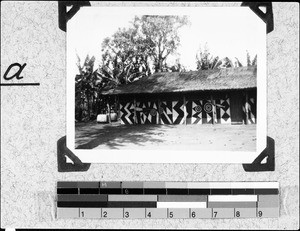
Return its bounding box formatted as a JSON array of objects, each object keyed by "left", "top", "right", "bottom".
[{"left": 56, "top": 181, "right": 279, "bottom": 219}]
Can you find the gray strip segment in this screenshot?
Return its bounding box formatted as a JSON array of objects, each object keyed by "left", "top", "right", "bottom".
[
  {"left": 122, "top": 181, "right": 143, "bottom": 188},
  {"left": 145, "top": 208, "right": 168, "bottom": 218},
  {"left": 108, "top": 195, "right": 157, "bottom": 201},
  {"left": 77, "top": 181, "right": 99, "bottom": 188},
  {"left": 123, "top": 208, "right": 145, "bottom": 219},
  {"left": 57, "top": 194, "right": 107, "bottom": 201},
  {"left": 257, "top": 207, "right": 279, "bottom": 218},
  {"left": 258, "top": 195, "right": 279, "bottom": 202},
  {"left": 158, "top": 195, "right": 207, "bottom": 202},
  {"left": 208, "top": 202, "right": 257, "bottom": 208},
  {"left": 234, "top": 208, "right": 256, "bottom": 218},
  {"left": 143, "top": 182, "right": 166, "bottom": 188},
  {"left": 57, "top": 208, "right": 79, "bottom": 218},
  {"left": 100, "top": 182, "right": 121, "bottom": 188},
  {"left": 190, "top": 208, "right": 212, "bottom": 218},
  {"left": 258, "top": 200, "right": 279, "bottom": 208},
  {"left": 212, "top": 208, "right": 235, "bottom": 218},
  {"left": 57, "top": 182, "right": 78, "bottom": 188},
  {"left": 79, "top": 208, "right": 102, "bottom": 218},
  {"left": 168, "top": 208, "right": 190, "bottom": 218}
]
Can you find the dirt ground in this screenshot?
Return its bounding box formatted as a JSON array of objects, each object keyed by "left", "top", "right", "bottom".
[{"left": 75, "top": 122, "right": 256, "bottom": 152}]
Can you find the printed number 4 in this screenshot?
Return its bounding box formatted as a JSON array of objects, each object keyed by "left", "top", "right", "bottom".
[{"left": 147, "top": 212, "right": 151, "bottom": 218}]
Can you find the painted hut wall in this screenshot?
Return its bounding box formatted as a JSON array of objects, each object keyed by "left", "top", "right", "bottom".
[{"left": 118, "top": 90, "right": 256, "bottom": 125}]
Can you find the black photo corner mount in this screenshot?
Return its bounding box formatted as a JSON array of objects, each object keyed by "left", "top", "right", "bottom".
[
  {"left": 243, "top": 136, "right": 275, "bottom": 172},
  {"left": 57, "top": 136, "right": 91, "bottom": 172},
  {"left": 58, "top": 1, "right": 91, "bottom": 32},
  {"left": 241, "top": 2, "right": 275, "bottom": 171},
  {"left": 241, "top": 2, "right": 274, "bottom": 33}
]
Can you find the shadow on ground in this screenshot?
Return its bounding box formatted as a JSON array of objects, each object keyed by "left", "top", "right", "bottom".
[{"left": 75, "top": 122, "right": 174, "bottom": 149}]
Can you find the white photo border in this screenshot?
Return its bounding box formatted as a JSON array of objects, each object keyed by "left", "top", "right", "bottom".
[{"left": 66, "top": 6, "right": 267, "bottom": 163}]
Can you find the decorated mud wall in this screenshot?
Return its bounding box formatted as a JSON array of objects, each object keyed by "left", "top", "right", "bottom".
[{"left": 117, "top": 90, "right": 256, "bottom": 125}]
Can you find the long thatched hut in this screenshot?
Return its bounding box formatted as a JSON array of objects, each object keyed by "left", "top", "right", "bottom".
[{"left": 102, "top": 66, "right": 257, "bottom": 125}]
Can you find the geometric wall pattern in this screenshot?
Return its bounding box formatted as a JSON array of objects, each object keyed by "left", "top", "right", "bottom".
[
  {"left": 119, "top": 95, "right": 247, "bottom": 125},
  {"left": 242, "top": 97, "right": 256, "bottom": 124}
]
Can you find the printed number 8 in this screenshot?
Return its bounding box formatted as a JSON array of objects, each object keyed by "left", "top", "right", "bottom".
[{"left": 236, "top": 211, "right": 240, "bottom": 217}]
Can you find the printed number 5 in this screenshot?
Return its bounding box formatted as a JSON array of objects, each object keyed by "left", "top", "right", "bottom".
[{"left": 169, "top": 211, "right": 173, "bottom": 218}]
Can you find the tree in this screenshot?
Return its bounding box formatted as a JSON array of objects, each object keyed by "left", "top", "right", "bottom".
[
  {"left": 75, "top": 54, "right": 102, "bottom": 121},
  {"left": 235, "top": 50, "right": 257, "bottom": 67},
  {"left": 101, "top": 15, "right": 190, "bottom": 76},
  {"left": 196, "top": 45, "right": 223, "bottom": 70}
]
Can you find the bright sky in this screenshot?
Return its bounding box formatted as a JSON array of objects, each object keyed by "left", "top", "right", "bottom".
[{"left": 68, "top": 7, "right": 265, "bottom": 74}]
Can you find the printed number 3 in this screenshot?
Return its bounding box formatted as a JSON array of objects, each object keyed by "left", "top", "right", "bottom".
[{"left": 125, "top": 211, "right": 130, "bottom": 218}]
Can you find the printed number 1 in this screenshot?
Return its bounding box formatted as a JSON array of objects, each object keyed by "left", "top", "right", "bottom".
[{"left": 81, "top": 211, "right": 84, "bottom": 217}]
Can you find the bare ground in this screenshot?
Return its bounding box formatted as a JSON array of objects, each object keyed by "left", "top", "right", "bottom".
[{"left": 75, "top": 122, "right": 256, "bottom": 152}]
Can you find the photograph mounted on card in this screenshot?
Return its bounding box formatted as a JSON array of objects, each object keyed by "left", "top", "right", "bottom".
[{"left": 66, "top": 6, "right": 267, "bottom": 163}]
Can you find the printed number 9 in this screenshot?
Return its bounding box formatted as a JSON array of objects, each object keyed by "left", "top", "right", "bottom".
[{"left": 258, "top": 211, "right": 263, "bottom": 217}]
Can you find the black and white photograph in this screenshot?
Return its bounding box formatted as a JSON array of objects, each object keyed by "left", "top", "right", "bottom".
[{"left": 67, "top": 7, "right": 266, "bottom": 163}]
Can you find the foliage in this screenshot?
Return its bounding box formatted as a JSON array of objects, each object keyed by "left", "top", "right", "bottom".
[
  {"left": 101, "top": 15, "right": 190, "bottom": 75},
  {"left": 196, "top": 45, "right": 222, "bottom": 70},
  {"left": 235, "top": 50, "right": 257, "bottom": 67},
  {"left": 75, "top": 55, "right": 104, "bottom": 122}
]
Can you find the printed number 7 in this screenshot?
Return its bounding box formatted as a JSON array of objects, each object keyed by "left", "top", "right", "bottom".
[{"left": 214, "top": 211, "right": 218, "bottom": 218}]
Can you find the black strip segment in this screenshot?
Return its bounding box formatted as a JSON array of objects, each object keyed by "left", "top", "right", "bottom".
[
  {"left": 57, "top": 188, "right": 78, "bottom": 194},
  {"left": 100, "top": 188, "right": 122, "bottom": 194},
  {"left": 107, "top": 201, "right": 157, "bottom": 208},
  {"left": 167, "top": 188, "right": 188, "bottom": 195},
  {"left": 79, "top": 188, "right": 99, "bottom": 194},
  {"left": 232, "top": 189, "right": 255, "bottom": 195},
  {"left": 254, "top": 188, "right": 279, "bottom": 195},
  {"left": 188, "top": 189, "right": 211, "bottom": 195},
  {"left": 57, "top": 201, "right": 106, "bottom": 208},
  {"left": 122, "top": 188, "right": 144, "bottom": 194},
  {"left": 144, "top": 188, "right": 167, "bottom": 195},
  {"left": 211, "top": 189, "right": 232, "bottom": 195},
  {"left": 57, "top": 194, "right": 107, "bottom": 201},
  {"left": 57, "top": 201, "right": 157, "bottom": 208}
]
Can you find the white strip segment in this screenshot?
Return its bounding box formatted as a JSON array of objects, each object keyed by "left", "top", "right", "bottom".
[
  {"left": 208, "top": 195, "right": 258, "bottom": 202},
  {"left": 165, "top": 182, "right": 187, "bottom": 188},
  {"left": 157, "top": 202, "right": 206, "bottom": 208},
  {"left": 187, "top": 182, "right": 279, "bottom": 189}
]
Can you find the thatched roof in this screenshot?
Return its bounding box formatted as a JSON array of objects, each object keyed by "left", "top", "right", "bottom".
[{"left": 102, "top": 66, "right": 257, "bottom": 95}]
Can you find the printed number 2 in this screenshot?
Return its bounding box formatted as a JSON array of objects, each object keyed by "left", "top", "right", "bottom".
[{"left": 103, "top": 211, "right": 107, "bottom": 218}]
